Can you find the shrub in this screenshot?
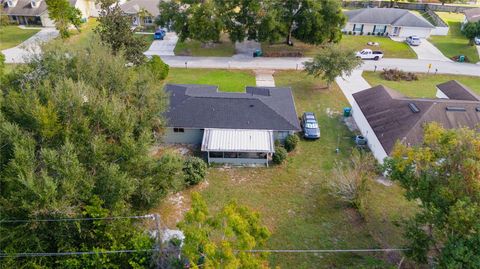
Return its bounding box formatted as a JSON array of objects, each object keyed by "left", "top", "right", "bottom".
[
  {"left": 348, "top": 31, "right": 352, "bottom": 35},
  {"left": 284, "top": 134, "right": 299, "bottom": 152},
  {"left": 272, "top": 146, "right": 287, "bottom": 165},
  {"left": 183, "top": 157, "right": 207, "bottom": 186},
  {"left": 367, "top": 32, "right": 371, "bottom": 35},
  {"left": 359, "top": 31, "right": 364, "bottom": 36},
  {"left": 353, "top": 31, "right": 356, "bottom": 35},
  {"left": 381, "top": 68, "right": 418, "bottom": 81},
  {"left": 146, "top": 55, "right": 169, "bottom": 80}
]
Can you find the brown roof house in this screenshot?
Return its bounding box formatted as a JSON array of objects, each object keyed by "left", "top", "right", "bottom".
[
  {"left": 351, "top": 80, "right": 480, "bottom": 163},
  {"left": 2, "top": 0, "right": 97, "bottom": 26}
]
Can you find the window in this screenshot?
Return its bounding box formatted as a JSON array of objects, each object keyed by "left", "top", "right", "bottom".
[
  {"left": 173, "top": 128, "right": 184, "bottom": 133},
  {"left": 353, "top": 24, "right": 363, "bottom": 32},
  {"left": 144, "top": 16, "right": 153, "bottom": 24},
  {"left": 373, "top": 25, "right": 387, "bottom": 34}
]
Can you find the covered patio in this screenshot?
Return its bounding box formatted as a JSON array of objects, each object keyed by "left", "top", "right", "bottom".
[{"left": 201, "top": 129, "right": 275, "bottom": 167}]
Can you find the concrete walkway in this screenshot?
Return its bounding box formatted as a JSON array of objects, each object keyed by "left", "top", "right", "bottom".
[
  {"left": 254, "top": 70, "right": 275, "bottom": 87},
  {"left": 335, "top": 70, "right": 371, "bottom": 106},
  {"left": 2, "top": 28, "right": 58, "bottom": 63}
]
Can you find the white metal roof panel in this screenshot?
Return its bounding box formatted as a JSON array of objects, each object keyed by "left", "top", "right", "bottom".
[{"left": 201, "top": 129, "right": 275, "bottom": 153}]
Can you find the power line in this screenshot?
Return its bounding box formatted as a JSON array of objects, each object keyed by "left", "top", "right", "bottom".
[
  {"left": 0, "top": 214, "right": 156, "bottom": 224},
  {"left": 0, "top": 249, "right": 157, "bottom": 258},
  {"left": 240, "top": 248, "right": 409, "bottom": 253}
]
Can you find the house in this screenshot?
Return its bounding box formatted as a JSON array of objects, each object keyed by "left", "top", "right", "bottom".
[
  {"left": 120, "top": 0, "right": 160, "bottom": 26},
  {"left": 343, "top": 8, "right": 435, "bottom": 38},
  {"left": 164, "top": 84, "right": 301, "bottom": 166},
  {"left": 351, "top": 81, "right": 480, "bottom": 163},
  {"left": 463, "top": 7, "right": 480, "bottom": 25},
  {"left": 2, "top": 0, "right": 97, "bottom": 27}
]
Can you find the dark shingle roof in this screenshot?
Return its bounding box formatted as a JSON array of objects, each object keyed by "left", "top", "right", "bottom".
[
  {"left": 437, "top": 80, "right": 480, "bottom": 102},
  {"left": 353, "top": 85, "right": 480, "bottom": 154},
  {"left": 345, "top": 8, "right": 434, "bottom": 28},
  {"left": 165, "top": 84, "right": 300, "bottom": 131},
  {"left": 464, "top": 7, "right": 480, "bottom": 23}
]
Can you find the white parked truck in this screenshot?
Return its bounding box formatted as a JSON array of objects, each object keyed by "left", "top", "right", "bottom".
[{"left": 356, "top": 49, "right": 384, "bottom": 61}]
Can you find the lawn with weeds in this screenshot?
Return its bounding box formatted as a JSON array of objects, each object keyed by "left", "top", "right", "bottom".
[
  {"left": 363, "top": 71, "right": 480, "bottom": 98},
  {"left": 261, "top": 35, "right": 416, "bottom": 58},
  {"left": 429, "top": 12, "right": 479, "bottom": 63},
  {"left": 174, "top": 34, "right": 235, "bottom": 57},
  {"left": 166, "top": 68, "right": 255, "bottom": 92},
  {"left": 64, "top": 19, "right": 98, "bottom": 50},
  {"left": 0, "top": 25, "right": 40, "bottom": 50},
  {"left": 154, "top": 71, "right": 414, "bottom": 268}
]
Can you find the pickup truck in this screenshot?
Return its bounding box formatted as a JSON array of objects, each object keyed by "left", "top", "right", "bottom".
[{"left": 356, "top": 49, "right": 384, "bottom": 61}]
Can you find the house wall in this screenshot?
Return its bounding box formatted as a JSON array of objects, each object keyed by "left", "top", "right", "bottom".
[
  {"left": 274, "top": 131, "right": 294, "bottom": 142},
  {"left": 399, "top": 26, "right": 432, "bottom": 38},
  {"left": 163, "top": 128, "right": 204, "bottom": 144},
  {"left": 351, "top": 100, "right": 389, "bottom": 164},
  {"left": 208, "top": 157, "right": 268, "bottom": 166},
  {"left": 344, "top": 22, "right": 433, "bottom": 38},
  {"left": 75, "top": 0, "right": 96, "bottom": 19}
]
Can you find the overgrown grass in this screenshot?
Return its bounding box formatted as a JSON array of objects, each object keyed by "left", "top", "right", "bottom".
[
  {"left": 429, "top": 12, "right": 479, "bottom": 63},
  {"left": 363, "top": 71, "right": 480, "bottom": 98},
  {"left": 166, "top": 68, "right": 255, "bottom": 92},
  {"left": 155, "top": 71, "right": 413, "bottom": 268},
  {"left": 174, "top": 34, "right": 235, "bottom": 57},
  {"left": 64, "top": 19, "right": 99, "bottom": 50},
  {"left": 261, "top": 36, "right": 417, "bottom": 59},
  {"left": 0, "top": 25, "right": 40, "bottom": 50}
]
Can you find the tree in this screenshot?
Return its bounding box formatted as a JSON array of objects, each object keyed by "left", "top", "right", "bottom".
[
  {"left": 384, "top": 123, "right": 480, "bottom": 267},
  {"left": 303, "top": 44, "right": 362, "bottom": 88},
  {"left": 183, "top": 157, "right": 207, "bottom": 186},
  {"left": 46, "top": 0, "right": 82, "bottom": 39},
  {"left": 462, "top": 21, "right": 480, "bottom": 46},
  {"left": 178, "top": 193, "right": 271, "bottom": 269},
  {"left": 145, "top": 55, "right": 169, "bottom": 80},
  {"left": 138, "top": 8, "right": 152, "bottom": 27},
  {"left": 95, "top": 0, "right": 147, "bottom": 64},
  {"left": 0, "top": 39, "right": 175, "bottom": 268}
]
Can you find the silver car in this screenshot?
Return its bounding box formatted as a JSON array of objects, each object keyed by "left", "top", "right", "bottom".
[{"left": 406, "top": 35, "right": 421, "bottom": 46}]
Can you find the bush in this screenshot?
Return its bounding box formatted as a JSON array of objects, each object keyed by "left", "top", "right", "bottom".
[
  {"left": 183, "top": 157, "right": 207, "bottom": 186},
  {"left": 348, "top": 31, "right": 352, "bottom": 35},
  {"left": 359, "top": 31, "right": 364, "bottom": 36},
  {"left": 272, "top": 146, "right": 287, "bottom": 165},
  {"left": 284, "top": 134, "right": 299, "bottom": 152},
  {"left": 367, "top": 32, "right": 371, "bottom": 35},
  {"left": 353, "top": 31, "right": 356, "bottom": 35},
  {"left": 146, "top": 55, "right": 169, "bottom": 80},
  {"left": 381, "top": 68, "right": 418, "bottom": 81}
]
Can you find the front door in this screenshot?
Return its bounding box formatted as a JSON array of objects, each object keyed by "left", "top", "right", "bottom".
[{"left": 393, "top": 27, "right": 400, "bottom": 36}]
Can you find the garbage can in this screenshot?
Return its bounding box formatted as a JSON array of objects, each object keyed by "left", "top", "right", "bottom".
[
  {"left": 253, "top": 49, "right": 263, "bottom": 57},
  {"left": 458, "top": 55, "right": 465, "bottom": 62},
  {"left": 343, "top": 107, "right": 352, "bottom": 117}
]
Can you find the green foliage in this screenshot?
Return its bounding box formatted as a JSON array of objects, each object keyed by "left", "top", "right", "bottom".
[
  {"left": 0, "top": 40, "right": 171, "bottom": 267},
  {"left": 284, "top": 134, "right": 299, "bottom": 152},
  {"left": 384, "top": 123, "right": 480, "bottom": 267},
  {"left": 183, "top": 157, "right": 207, "bottom": 186},
  {"left": 146, "top": 55, "right": 170, "bottom": 80},
  {"left": 303, "top": 44, "right": 362, "bottom": 87},
  {"left": 96, "top": 0, "right": 147, "bottom": 64},
  {"left": 462, "top": 21, "right": 480, "bottom": 46},
  {"left": 272, "top": 146, "right": 287, "bottom": 165},
  {"left": 0, "top": 52, "right": 5, "bottom": 77},
  {"left": 46, "top": 0, "right": 82, "bottom": 38},
  {"left": 178, "top": 192, "right": 271, "bottom": 269}
]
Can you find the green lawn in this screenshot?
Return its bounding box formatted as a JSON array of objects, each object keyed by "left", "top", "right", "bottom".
[
  {"left": 155, "top": 70, "right": 414, "bottom": 268},
  {"left": 363, "top": 71, "right": 480, "bottom": 98},
  {"left": 0, "top": 26, "right": 40, "bottom": 50},
  {"left": 262, "top": 36, "right": 417, "bottom": 58},
  {"left": 174, "top": 35, "right": 235, "bottom": 57},
  {"left": 166, "top": 68, "right": 255, "bottom": 92},
  {"left": 429, "top": 12, "right": 479, "bottom": 63},
  {"left": 64, "top": 19, "right": 99, "bottom": 50}
]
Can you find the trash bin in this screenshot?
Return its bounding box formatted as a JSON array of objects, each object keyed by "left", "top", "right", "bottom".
[
  {"left": 253, "top": 49, "right": 263, "bottom": 57},
  {"left": 343, "top": 107, "right": 352, "bottom": 117},
  {"left": 458, "top": 55, "right": 465, "bottom": 62}
]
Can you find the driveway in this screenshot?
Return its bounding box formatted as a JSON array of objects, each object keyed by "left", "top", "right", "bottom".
[
  {"left": 408, "top": 39, "right": 451, "bottom": 62},
  {"left": 144, "top": 32, "right": 178, "bottom": 56},
  {"left": 234, "top": 40, "right": 261, "bottom": 59},
  {"left": 2, "top": 28, "right": 58, "bottom": 63}
]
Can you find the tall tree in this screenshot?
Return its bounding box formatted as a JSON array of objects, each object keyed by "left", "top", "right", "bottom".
[
  {"left": 0, "top": 40, "right": 174, "bottom": 268},
  {"left": 95, "top": 0, "right": 147, "bottom": 64},
  {"left": 178, "top": 193, "right": 271, "bottom": 269},
  {"left": 46, "top": 0, "right": 82, "bottom": 38},
  {"left": 462, "top": 21, "right": 480, "bottom": 46},
  {"left": 384, "top": 123, "right": 480, "bottom": 267},
  {"left": 303, "top": 44, "right": 361, "bottom": 88}
]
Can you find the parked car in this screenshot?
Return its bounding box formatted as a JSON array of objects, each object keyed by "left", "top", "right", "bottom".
[
  {"left": 475, "top": 36, "right": 480, "bottom": 45},
  {"left": 406, "top": 35, "right": 422, "bottom": 46},
  {"left": 154, "top": 29, "right": 166, "bottom": 40},
  {"left": 355, "top": 49, "right": 384, "bottom": 60},
  {"left": 301, "top": 112, "right": 320, "bottom": 139}
]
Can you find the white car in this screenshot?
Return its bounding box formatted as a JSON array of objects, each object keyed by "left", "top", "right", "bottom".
[
  {"left": 475, "top": 36, "right": 480, "bottom": 45},
  {"left": 406, "top": 35, "right": 422, "bottom": 46},
  {"left": 355, "top": 49, "right": 384, "bottom": 60}
]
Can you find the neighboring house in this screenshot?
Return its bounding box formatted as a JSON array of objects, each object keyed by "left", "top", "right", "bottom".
[
  {"left": 351, "top": 81, "right": 480, "bottom": 163},
  {"left": 164, "top": 84, "right": 301, "bottom": 166},
  {"left": 2, "top": 0, "right": 97, "bottom": 27},
  {"left": 343, "top": 8, "right": 435, "bottom": 38},
  {"left": 463, "top": 7, "right": 480, "bottom": 25},
  {"left": 120, "top": 0, "right": 160, "bottom": 26}
]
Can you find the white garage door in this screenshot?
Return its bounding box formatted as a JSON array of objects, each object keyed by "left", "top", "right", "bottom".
[{"left": 399, "top": 27, "right": 431, "bottom": 38}]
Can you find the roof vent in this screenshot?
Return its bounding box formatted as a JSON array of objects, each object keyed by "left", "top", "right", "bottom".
[
  {"left": 408, "top": 103, "right": 420, "bottom": 113},
  {"left": 476, "top": 107, "right": 480, "bottom": 112},
  {"left": 446, "top": 106, "right": 466, "bottom": 112},
  {"left": 249, "top": 104, "right": 254, "bottom": 108}
]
